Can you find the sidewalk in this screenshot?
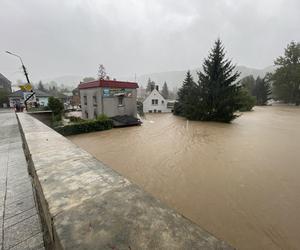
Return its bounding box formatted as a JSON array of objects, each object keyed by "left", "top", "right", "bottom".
[{"left": 0, "top": 110, "right": 44, "bottom": 250}]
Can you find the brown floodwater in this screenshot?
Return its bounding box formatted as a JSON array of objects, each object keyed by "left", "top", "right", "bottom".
[{"left": 68, "top": 106, "right": 300, "bottom": 250}]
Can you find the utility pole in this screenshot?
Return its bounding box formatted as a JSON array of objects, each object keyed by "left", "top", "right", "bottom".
[{"left": 6, "top": 51, "right": 35, "bottom": 110}]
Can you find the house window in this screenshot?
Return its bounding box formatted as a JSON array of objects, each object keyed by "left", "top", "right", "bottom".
[
  {"left": 158, "top": 110, "right": 161, "bottom": 113},
  {"left": 149, "top": 110, "right": 152, "bottom": 113},
  {"left": 83, "top": 96, "right": 87, "bottom": 105},
  {"left": 152, "top": 99, "right": 158, "bottom": 105},
  {"left": 93, "top": 96, "right": 97, "bottom": 106},
  {"left": 85, "top": 111, "right": 88, "bottom": 119},
  {"left": 118, "top": 97, "right": 124, "bottom": 106},
  {"left": 94, "top": 109, "right": 97, "bottom": 118},
  {"left": 161, "top": 100, "right": 164, "bottom": 104}
]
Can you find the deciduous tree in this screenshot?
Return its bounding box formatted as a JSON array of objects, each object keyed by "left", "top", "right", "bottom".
[
  {"left": 98, "top": 64, "right": 106, "bottom": 80},
  {"left": 48, "top": 96, "right": 64, "bottom": 121},
  {"left": 270, "top": 41, "right": 300, "bottom": 105}
]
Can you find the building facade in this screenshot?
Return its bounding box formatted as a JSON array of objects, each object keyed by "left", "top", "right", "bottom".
[
  {"left": 8, "top": 90, "right": 51, "bottom": 107},
  {"left": 0, "top": 73, "right": 12, "bottom": 107},
  {"left": 0, "top": 73, "right": 12, "bottom": 93},
  {"left": 79, "top": 79, "right": 138, "bottom": 119},
  {"left": 143, "top": 86, "right": 175, "bottom": 113}
]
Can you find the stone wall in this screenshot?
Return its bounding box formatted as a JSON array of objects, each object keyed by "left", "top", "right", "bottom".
[
  {"left": 27, "top": 110, "right": 53, "bottom": 127},
  {"left": 17, "top": 113, "right": 234, "bottom": 250}
]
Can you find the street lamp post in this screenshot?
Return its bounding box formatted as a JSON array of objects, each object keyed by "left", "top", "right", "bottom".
[
  {"left": 5, "top": 51, "right": 34, "bottom": 110},
  {"left": 5, "top": 51, "right": 30, "bottom": 84}
]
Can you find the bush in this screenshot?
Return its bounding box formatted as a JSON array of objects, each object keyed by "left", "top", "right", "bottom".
[
  {"left": 55, "top": 118, "right": 113, "bottom": 136},
  {"left": 137, "top": 101, "right": 144, "bottom": 116},
  {"left": 68, "top": 116, "right": 84, "bottom": 123},
  {"left": 96, "top": 114, "right": 109, "bottom": 121},
  {"left": 28, "top": 106, "right": 50, "bottom": 112},
  {"left": 52, "top": 120, "right": 63, "bottom": 128}
]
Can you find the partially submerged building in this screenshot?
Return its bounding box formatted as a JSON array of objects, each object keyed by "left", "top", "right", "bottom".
[
  {"left": 79, "top": 79, "right": 138, "bottom": 119},
  {"left": 143, "top": 85, "right": 175, "bottom": 113}
]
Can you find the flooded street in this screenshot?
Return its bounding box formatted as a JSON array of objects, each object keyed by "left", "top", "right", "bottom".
[{"left": 68, "top": 106, "right": 300, "bottom": 250}]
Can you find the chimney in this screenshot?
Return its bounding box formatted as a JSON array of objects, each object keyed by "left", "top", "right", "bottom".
[{"left": 156, "top": 85, "right": 159, "bottom": 91}]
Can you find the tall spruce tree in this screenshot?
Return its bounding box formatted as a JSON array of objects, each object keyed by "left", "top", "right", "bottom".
[
  {"left": 196, "top": 39, "right": 241, "bottom": 122},
  {"left": 161, "top": 81, "right": 169, "bottom": 99},
  {"left": 174, "top": 70, "right": 196, "bottom": 117}
]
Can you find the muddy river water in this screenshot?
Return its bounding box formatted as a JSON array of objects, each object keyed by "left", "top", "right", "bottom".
[{"left": 68, "top": 106, "right": 300, "bottom": 250}]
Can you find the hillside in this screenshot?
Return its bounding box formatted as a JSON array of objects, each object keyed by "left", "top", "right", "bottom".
[
  {"left": 41, "top": 65, "right": 275, "bottom": 90},
  {"left": 125, "top": 65, "right": 276, "bottom": 90}
]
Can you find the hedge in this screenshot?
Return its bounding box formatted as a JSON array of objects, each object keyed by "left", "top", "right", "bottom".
[
  {"left": 55, "top": 119, "right": 113, "bottom": 136},
  {"left": 68, "top": 116, "right": 85, "bottom": 123}
]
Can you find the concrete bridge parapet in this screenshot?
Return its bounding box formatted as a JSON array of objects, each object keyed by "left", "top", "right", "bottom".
[{"left": 17, "top": 113, "right": 234, "bottom": 250}]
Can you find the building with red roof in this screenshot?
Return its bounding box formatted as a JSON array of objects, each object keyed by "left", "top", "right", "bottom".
[{"left": 79, "top": 79, "right": 138, "bottom": 119}]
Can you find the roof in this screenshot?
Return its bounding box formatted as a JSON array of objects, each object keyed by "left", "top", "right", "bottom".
[
  {"left": 79, "top": 79, "right": 139, "bottom": 90},
  {"left": 0, "top": 73, "right": 11, "bottom": 84},
  {"left": 143, "top": 88, "right": 165, "bottom": 103},
  {"left": 8, "top": 89, "right": 52, "bottom": 98}
]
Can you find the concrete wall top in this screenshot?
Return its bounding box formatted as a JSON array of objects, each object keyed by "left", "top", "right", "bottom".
[{"left": 17, "top": 113, "right": 234, "bottom": 250}]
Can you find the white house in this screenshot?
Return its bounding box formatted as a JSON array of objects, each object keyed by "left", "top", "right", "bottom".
[{"left": 143, "top": 86, "right": 175, "bottom": 113}]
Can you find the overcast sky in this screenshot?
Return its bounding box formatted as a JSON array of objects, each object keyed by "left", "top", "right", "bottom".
[{"left": 1, "top": 0, "right": 299, "bottom": 83}]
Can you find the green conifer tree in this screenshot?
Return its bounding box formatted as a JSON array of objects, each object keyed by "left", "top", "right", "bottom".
[
  {"left": 196, "top": 39, "right": 241, "bottom": 122},
  {"left": 161, "top": 81, "right": 169, "bottom": 99},
  {"left": 174, "top": 70, "right": 196, "bottom": 117},
  {"left": 146, "top": 78, "right": 155, "bottom": 92},
  {"left": 253, "top": 77, "right": 272, "bottom": 105}
]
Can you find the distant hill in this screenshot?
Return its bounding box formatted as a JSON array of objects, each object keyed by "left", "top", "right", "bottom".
[
  {"left": 124, "top": 65, "right": 276, "bottom": 90},
  {"left": 41, "top": 65, "right": 275, "bottom": 90}
]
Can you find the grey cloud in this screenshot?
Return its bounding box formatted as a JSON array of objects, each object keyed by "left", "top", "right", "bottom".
[{"left": 0, "top": 0, "right": 299, "bottom": 83}]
